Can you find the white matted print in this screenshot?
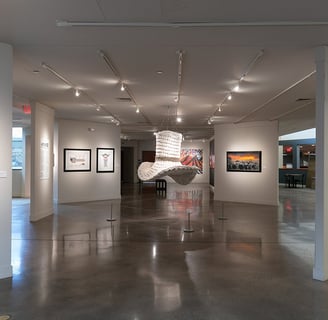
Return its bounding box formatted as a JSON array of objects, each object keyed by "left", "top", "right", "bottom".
[
  {"left": 97, "top": 148, "right": 115, "bottom": 173},
  {"left": 64, "top": 148, "right": 91, "bottom": 172}
]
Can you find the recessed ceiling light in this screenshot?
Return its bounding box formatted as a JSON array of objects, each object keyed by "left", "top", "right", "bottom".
[
  {"left": 75, "top": 89, "right": 80, "bottom": 97},
  {"left": 136, "top": 107, "right": 140, "bottom": 113},
  {"left": 233, "top": 85, "right": 240, "bottom": 92},
  {"left": 227, "top": 94, "right": 232, "bottom": 100},
  {"left": 176, "top": 116, "right": 182, "bottom": 123},
  {"left": 156, "top": 70, "right": 163, "bottom": 75}
]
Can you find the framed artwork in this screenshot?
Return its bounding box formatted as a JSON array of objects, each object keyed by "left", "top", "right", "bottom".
[
  {"left": 227, "top": 151, "right": 262, "bottom": 172},
  {"left": 64, "top": 148, "right": 91, "bottom": 172},
  {"left": 209, "top": 139, "right": 215, "bottom": 186},
  {"left": 180, "top": 148, "right": 203, "bottom": 174},
  {"left": 97, "top": 148, "right": 115, "bottom": 173}
]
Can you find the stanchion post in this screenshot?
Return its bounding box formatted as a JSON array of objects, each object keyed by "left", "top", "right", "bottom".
[
  {"left": 106, "top": 203, "right": 116, "bottom": 222},
  {"left": 217, "top": 202, "right": 227, "bottom": 221},
  {"left": 184, "top": 209, "right": 194, "bottom": 233}
]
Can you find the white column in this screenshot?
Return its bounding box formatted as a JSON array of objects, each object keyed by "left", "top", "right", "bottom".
[
  {"left": 0, "top": 43, "right": 13, "bottom": 279},
  {"left": 313, "top": 46, "right": 328, "bottom": 281}
]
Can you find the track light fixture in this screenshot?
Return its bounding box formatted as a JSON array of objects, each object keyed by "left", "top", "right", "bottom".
[
  {"left": 210, "top": 49, "right": 264, "bottom": 119},
  {"left": 176, "top": 116, "right": 182, "bottom": 123},
  {"left": 176, "top": 50, "right": 184, "bottom": 104},
  {"left": 75, "top": 89, "right": 80, "bottom": 97},
  {"left": 41, "top": 61, "right": 120, "bottom": 124},
  {"left": 98, "top": 50, "right": 152, "bottom": 125},
  {"left": 136, "top": 107, "right": 140, "bottom": 113},
  {"left": 41, "top": 62, "right": 73, "bottom": 87},
  {"left": 42, "top": 62, "right": 82, "bottom": 98},
  {"left": 233, "top": 85, "right": 240, "bottom": 92}
]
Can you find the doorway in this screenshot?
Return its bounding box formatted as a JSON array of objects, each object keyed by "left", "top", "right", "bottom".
[{"left": 121, "top": 147, "right": 134, "bottom": 183}]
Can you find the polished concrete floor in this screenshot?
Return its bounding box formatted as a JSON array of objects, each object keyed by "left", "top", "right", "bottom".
[{"left": 1, "top": 183, "right": 327, "bottom": 319}]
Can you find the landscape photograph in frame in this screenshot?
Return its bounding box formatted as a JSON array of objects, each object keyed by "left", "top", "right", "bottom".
[{"left": 226, "top": 151, "right": 262, "bottom": 172}]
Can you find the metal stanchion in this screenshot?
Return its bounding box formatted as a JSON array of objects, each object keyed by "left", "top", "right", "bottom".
[
  {"left": 217, "top": 202, "right": 227, "bottom": 221},
  {"left": 184, "top": 209, "right": 194, "bottom": 233},
  {"left": 106, "top": 203, "right": 116, "bottom": 222}
]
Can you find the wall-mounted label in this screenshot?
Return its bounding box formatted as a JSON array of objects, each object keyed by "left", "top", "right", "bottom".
[{"left": 0, "top": 171, "right": 8, "bottom": 178}]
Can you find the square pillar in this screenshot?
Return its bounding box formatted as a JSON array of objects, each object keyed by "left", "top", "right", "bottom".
[
  {"left": 0, "top": 43, "right": 13, "bottom": 279},
  {"left": 313, "top": 46, "right": 328, "bottom": 281}
]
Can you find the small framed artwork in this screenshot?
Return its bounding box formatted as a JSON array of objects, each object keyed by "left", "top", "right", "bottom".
[
  {"left": 97, "top": 148, "right": 115, "bottom": 173},
  {"left": 64, "top": 148, "right": 91, "bottom": 172},
  {"left": 227, "top": 151, "right": 262, "bottom": 172}
]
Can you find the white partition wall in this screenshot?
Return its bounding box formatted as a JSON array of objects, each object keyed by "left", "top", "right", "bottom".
[
  {"left": 0, "top": 43, "right": 13, "bottom": 279},
  {"left": 313, "top": 46, "right": 328, "bottom": 281},
  {"left": 57, "top": 119, "right": 121, "bottom": 203},
  {"left": 214, "top": 121, "right": 279, "bottom": 206},
  {"left": 30, "top": 102, "right": 55, "bottom": 221}
]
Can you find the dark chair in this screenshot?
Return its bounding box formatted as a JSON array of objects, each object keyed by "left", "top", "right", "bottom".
[{"left": 155, "top": 179, "right": 167, "bottom": 193}]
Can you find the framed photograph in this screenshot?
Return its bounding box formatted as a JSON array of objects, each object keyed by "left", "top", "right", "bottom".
[
  {"left": 97, "top": 148, "right": 115, "bottom": 173},
  {"left": 64, "top": 148, "right": 91, "bottom": 172},
  {"left": 227, "top": 151, "right": 262, "bottom": 172}
]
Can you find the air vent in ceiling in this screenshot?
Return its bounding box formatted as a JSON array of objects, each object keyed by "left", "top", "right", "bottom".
[{"left": 116, "top": 97, "right": 132, "bottom": 102}]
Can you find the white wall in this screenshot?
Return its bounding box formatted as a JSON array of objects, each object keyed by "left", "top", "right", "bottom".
[
  {"left": 214, "top": 121, "right": 279, "bottom": 206},
  {"left": 57, "top": 120, "right": 121, "bottom": 203},
  {"left": 30, "top": 102, "right": 55, "bottom": 221}
]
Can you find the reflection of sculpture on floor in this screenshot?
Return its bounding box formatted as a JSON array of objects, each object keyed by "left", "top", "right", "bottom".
[{"left": 138, "top": 130, "right": 198, "bottom": 185}]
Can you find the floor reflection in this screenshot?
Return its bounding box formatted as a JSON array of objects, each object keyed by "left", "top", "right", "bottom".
[{"left": 5, "top": 184, "right": 324, "bottom": 320}]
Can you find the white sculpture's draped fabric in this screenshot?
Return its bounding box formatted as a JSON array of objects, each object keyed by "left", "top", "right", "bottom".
[{"left": 138, "top": 130, "right": 198, "bottom": 185}]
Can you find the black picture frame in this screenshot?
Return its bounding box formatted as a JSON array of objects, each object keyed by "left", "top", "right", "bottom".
[
  {"left": 64, "top": 148, "right": 91, "bottom": 172},
  {"left": 96, "top": 148, "right": 115, "bottom": 173},
  {"left": 227, "top": 151, "right": 262, "bottom": 172}
]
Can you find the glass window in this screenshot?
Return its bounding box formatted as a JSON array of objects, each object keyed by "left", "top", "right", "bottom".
[
  {"left": 283, "top": 145, "right": 293, "bottom": 168},
  {"left": 12, "top": 127, "right": 23, "bottom": 169},
  {"left": 299, "top": 144, "right": 316, "bottom": 168}
]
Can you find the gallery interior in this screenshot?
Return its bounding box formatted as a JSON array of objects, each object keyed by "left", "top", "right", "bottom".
[{"left": 1, "top": 1, "right": 328, "bottom": 319}]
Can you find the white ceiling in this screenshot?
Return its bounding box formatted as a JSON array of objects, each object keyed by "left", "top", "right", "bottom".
[{"left": 3, "top": 0, "right": 327, "bottom": 140}]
